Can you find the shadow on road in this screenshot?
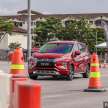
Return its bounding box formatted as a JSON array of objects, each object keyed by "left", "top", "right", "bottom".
[{"left": 32, "top": 76, "right": 83, "bottom": 81}]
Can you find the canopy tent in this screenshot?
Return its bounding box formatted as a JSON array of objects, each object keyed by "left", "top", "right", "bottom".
[{"left": 95, "top": 42, "right": 107, "bottom": 48}]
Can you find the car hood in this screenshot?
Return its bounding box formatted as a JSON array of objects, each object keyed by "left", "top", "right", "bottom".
[{"left": 33, "top": 52, "right": 70, "bottom": 59}]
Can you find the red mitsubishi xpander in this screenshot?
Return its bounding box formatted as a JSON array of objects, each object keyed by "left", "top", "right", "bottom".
[{"left": 28, "top": 41, "right": 90, "bottom": 80}]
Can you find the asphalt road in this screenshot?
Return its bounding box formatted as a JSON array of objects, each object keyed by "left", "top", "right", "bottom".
[{"left": 0, "top": 61, "right": 108, "bottom": 108}]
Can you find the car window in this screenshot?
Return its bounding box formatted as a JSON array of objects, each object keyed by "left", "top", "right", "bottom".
[
  {"left": 72, "top": 43, "right": 79, "bottom": 52},
  {"left": 78, "top": 43, "right": 86, "bottom": 53},
  {"left": 39, "top": 43, "right": 73, "bottom": 54}
]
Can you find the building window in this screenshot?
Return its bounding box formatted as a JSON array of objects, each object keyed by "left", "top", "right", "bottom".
[
  {"left": 95, "top": 20, "right": 101, "bottom": 26},
  {"left": 14, "top": 22, "right": 18, "bottom": 27},
  {"left": 31, "top": 22, "right": 34, "bottom": 26},
  {"left": 34, "top": 22, "right": 36, "bottom": 25},
  {"left": 95, "top": 20, "right": 108, "bottom": 26},
  {"left": 14, "top": 22, "right": 23, "bottom": 27},
  {"left": 19, "top": 22, "right": 22, "bottom": 27},
  {"left": 23, "top": 22, "right": 25, "bottom": 24}
]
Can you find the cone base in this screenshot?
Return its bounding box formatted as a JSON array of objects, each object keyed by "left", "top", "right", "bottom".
[
  {"left": 11, "top": 73, "right": 28, "bottom": 78},
  {"left": 84, "top": 88, "right": 106, "bottom": 92}
]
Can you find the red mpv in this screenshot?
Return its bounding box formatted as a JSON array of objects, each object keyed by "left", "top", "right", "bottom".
[{"left": 28, "top": 41, "right": 90, "bottom": 80}]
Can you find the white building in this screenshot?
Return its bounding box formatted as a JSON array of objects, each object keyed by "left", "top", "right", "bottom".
[{"left": 0, "top": 29, "right": 27, "bottom": 50}]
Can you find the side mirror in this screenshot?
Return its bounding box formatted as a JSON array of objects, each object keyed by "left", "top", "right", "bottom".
[
  {"left": 71, "top": 50, "right": 81, "bottom": 58},
  {"left": 75, "top": 50, "right": 81, "bottom": 55}
]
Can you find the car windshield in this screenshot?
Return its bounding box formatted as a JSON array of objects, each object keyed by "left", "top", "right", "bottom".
[{"left": 39, "top": 43, "right": 73, "bottom": 54}]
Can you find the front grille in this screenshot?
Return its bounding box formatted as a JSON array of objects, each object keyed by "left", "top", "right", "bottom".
[{"left": 36, "top": 59, "right": 55, "bottom": 68}]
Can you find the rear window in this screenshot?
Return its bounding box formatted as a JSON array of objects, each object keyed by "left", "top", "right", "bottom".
[{"left": 39, "top": 43, "right": 73, "bottom": 54}]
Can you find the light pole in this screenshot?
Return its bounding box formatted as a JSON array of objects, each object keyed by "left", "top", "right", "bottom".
[
  {"left": 96, "top": 31, "right": 97, "bottom": 53},
  {"left": 27, "top": 0, "right": 32, "bottom": 61},
  {"left": 101, "top": 16, "right": 108, "bottom": 63}
]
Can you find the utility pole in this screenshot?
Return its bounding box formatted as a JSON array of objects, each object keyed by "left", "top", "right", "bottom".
[
  {"left": 101, "top": 16, "right": 108, "bottom": 63},
  {"left": 27, "top": 0, "right": 32, "bottom": 62},
  {"left": 96, "top": 31, "right": 97, "bottom": 53}
]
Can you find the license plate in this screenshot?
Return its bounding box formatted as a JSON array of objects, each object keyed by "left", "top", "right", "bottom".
[{"left": 40, "top": 62, "right": 50, "bottom": 66}]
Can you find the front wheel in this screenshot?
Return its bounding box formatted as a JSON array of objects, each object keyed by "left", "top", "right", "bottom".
[
  {"left": 29, "top": 73, "right": 38, "bottom": 80},
  {"left": 82, "top": 64, "right": 90, "bottom": 78},
  {"left": 66, "top": 65, "right": 74, "bottom": 80}
]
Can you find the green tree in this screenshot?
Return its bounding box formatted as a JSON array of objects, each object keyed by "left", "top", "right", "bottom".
[
  {"left": 34, "top": 17, "right": 63, "bottom": 44},
  {"left": 9, "top": 42, "right": 21, "bottom": 50},
  {"left": 34, "top": 17, "right": 105, "bottom": 53},
  {"left": 0, "top": 18, "right": 14, "bottom": 42},
  {"left": 62, "top": 18, "right": 105, "bottom": 53}
]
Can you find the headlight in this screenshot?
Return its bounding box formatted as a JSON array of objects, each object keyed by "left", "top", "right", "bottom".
[
  {"left": 29, "top": 57, "right": 37, "bottom": 63},
  {"left": 62, "top": 62, "right": 67, "bottom": 68},
  {"left": 29, "top": 57, "right": 37, "bottom": 68},
  {"left": 56, "top": 62, "right": 67, "bottom": 69}
]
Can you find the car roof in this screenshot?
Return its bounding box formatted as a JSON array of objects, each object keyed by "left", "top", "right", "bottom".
[{"left": 48, "top": 41, "right": 84, "bottom": 44}]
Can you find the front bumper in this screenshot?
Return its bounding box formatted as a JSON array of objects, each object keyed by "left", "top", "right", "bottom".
[
  {"left": 32, "top": 70, "right": 60, "bottom": 76},
  {"left": 28, "top": 66, "right": 69, "bottom": 76},
  {"left": 28, "top": 59, "right": 70, "bottom": 76}
]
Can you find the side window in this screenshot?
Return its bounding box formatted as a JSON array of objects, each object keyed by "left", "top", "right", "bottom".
[
  {"left": 72, "top": 43, "right": 79, "bottom": 52},
  {"left": 78, "top": 43, "right": 86, "bottom": 53}
]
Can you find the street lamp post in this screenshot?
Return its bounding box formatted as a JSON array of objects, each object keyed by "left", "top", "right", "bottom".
[
  {"left": 101, "top": 16, "right": 108, "bottom": 63},
  {"left": 96, "top": 31, "right": 97, "bottom": 53},
  {"left": 27, "top": 0, "right": 32, "bottom": 61}
]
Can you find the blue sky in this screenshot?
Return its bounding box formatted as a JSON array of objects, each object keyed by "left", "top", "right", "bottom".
[{"left": 0, "top": 0, "right": 108, "bottom": 15}]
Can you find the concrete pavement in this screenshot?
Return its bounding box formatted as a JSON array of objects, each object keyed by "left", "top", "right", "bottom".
[{"left": 0, "top": 61, "right": 108, "bottom": 108}]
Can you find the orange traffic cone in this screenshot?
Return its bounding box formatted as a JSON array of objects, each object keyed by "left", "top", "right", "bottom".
[
  {"left": 84, "top": 53, "right": 106, "bottom": 92},
  {"left": 10, "top": 48, "right": 26, "bottom": 77},
  {"left": 9, "top": 48, "right": 28, "bottom": 108}
]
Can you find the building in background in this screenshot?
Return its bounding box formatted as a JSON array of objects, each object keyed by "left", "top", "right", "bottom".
[{"left": 0, "top": 9, "right": 108, "bottom": 49}]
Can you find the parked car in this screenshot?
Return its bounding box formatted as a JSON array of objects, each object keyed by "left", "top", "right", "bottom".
[{"left": 28, "top": 41, "right": 90, "bottom": 80}]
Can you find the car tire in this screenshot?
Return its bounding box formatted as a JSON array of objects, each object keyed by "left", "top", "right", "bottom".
[
  {"left": 66, "top": 65, "right": 74, "bottom": 80},
  {"left": 82, "top": 64, "right": 90, "bottom": 78},
  {"left": 29, "top": 73, "right": 38, "bottom": 80}
]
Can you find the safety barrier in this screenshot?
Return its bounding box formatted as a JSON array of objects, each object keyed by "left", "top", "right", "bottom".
[
  {"left": 84, "top": 53, "right": 106, "bottom": 92},
  {"left": 0, "top": 72, "right": 12, "bottom": 108},
  {"left": 0, "top": 72, "right": 41, "bottom": 108},
  {"left": 9, "top": 77, "right": 27, "bottom": 108},
  {"left": 15, "top": 80, "right": 41, "bottom": 108}
]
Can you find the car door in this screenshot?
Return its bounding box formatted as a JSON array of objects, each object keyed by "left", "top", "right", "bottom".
[
  {"left": 77, "top": 43, "right": 87, "bottom": 72},
  {"left": 71, "top": 43, "right": 87, "bottom": 73},
  {"left": 71, "top": 43, "right": 82, "bottom": 73}
]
